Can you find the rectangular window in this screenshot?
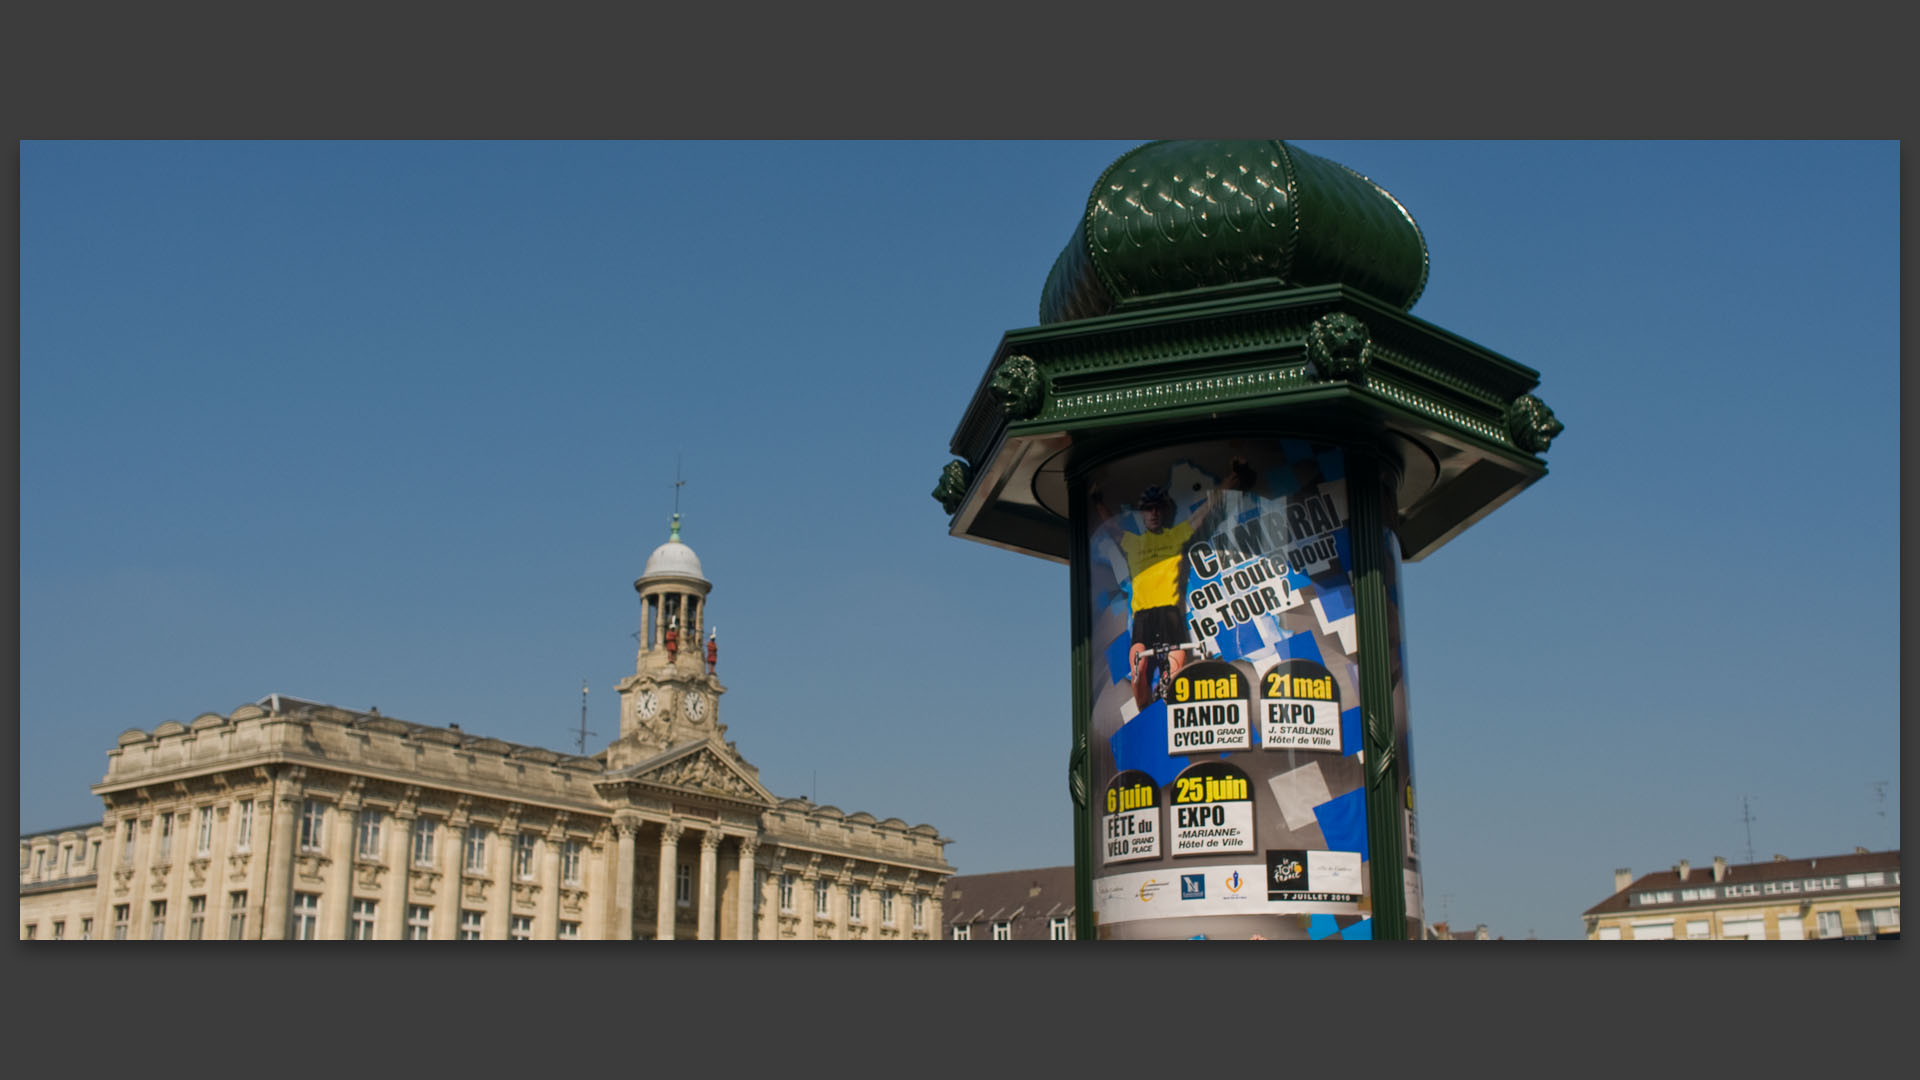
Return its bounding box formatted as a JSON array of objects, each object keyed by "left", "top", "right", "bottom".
[
  {"left": 196, "top": 806, "right": 213, "bottom": 856},
  {"left": 562, "top": 839, "right": 581, "bottom": 885},
  {"left": 510, "top": 915, "right": 533, "bottom": 940},
  {"left": 1846, "top": 872, "right": 1888, "bottom": 889},
  {"left": 357, "top": 810, "right": 383, "bottom": 858},
  {"left": 849, "top": 883, "right": 863, "bottom": 922},
  {"left": 677, "top": 863, "right": 693, "bottom": 906},
  {"left": 459, "top": 910, "right": 483, "bottom": 940},
  {"left": 24, "top": 924, "right": 36, "bottom": 940},
  {"left": 407, "top": 905, "right": 432, "bottom": 940},
  {"left": 992, "top": 920, "right": 1011, "bottom": 941},
  {"left": 464, "top": 828, "right": 488, "bottom": 873},
  {"left": 413, "top": 819, "right": 437, "bottom": 866},
  {"left": 515, "top": 834, "right": 536, "bottom": 879},
  {"left": 62, "top": 845, "right": 73, "bottom": 875},
  {"left": 290, "top": 893, "right": 319, "bottom": 940},
  {"left": 150, "top": 900, "right": 168, "bottom": 940},
  {"left": 1051, "top": 916, "right": 1072, "bottom": 940},
  {"left": 351, "top": 898, "right": 377, "bottom": 939},
  {"left": 815, "top": 878, "right": 830, "bottom": 917},
  {"left": 34, "top": 849, "right": 45, "bottom": 878},
  {"left": 81, "top": 917, "right": 92, "bottom": 940},
  {"left": 299, "top": 801, "right": 326, "bottom": 852},
  {"left": 228, "top": 892, "right": 248, "bottom": 940},
  {"left": 1817, "top": 910, "right": 1842, "bottom": 938},
  {"left": 558, "top": 921, "right": 581, "bottom": 940},
  {"left": 90, "top": 840, "right": 100, "bottom": 870},
  {"left": 122, "top": 819, "right": 137, "bottom": 863},
  {"left": 912, "top": 894, "right": 925, "bottom": 929},
  {"left": 953, "top": 924, "right": 970, "bottom": 940},
  {"left": 233, "top": 800, "right": 253, "bottom": 851},
  {"left": 778, "top": 872, "right": 795, "bottom": 912},
  {"left": 53, "top": 921, "right": 65, "bottom": 941},
  {"left": 158, "top": 813, "right": 173, "bottom": 861},
  {"left": 187, "top": 896, "right": 206, "bottom": 940},
  {"left": 1684, "top": 919, "right": 1709, "bottom": 940},
  {"left": 1860, "top": 907, "right": 1900, "bottom": 932},
  {"left": 881, "top": 889, "right": 895, "bottom": 926},
  {"left": 113, "top": 905, "right": 130, "bottom": 940},
  {"left": 1630, "top": 920, "right": 1673, "bottom": 941}
]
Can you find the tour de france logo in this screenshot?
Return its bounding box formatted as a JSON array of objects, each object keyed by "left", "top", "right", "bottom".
[{"left": 1269, "top": 851, "right": 1307, "bottom": 890}]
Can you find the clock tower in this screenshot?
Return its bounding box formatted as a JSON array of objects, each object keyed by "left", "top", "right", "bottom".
[{"left": 609, "top": 512, "right": 727, "bottom": 767}]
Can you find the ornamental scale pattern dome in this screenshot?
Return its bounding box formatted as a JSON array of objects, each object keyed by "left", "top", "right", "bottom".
[{"left": 1038, "top": 140, "right": 1429, "bottom": 324}]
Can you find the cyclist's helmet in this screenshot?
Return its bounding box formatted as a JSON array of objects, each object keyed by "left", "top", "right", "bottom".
[{"left": 1138, "top": 485, "right": 1174, "bottom": 512}]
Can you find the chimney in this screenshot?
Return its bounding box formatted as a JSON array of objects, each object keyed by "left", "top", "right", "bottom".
[
  {"left": 1614, "top": 868, "right": 1632, "bottom": 893},
  {"left": 1713, "top": 856, "right": 1727, "bottom": 882},
  {"left": 1773, "top": 854, "right": 1787, "bottom": 862},
  {"left": 1855, "top": 846, "right": 1869, "bottom": 855},
  {"left": 1677, "top": 859, "right": 1691, "bottom": 881}
]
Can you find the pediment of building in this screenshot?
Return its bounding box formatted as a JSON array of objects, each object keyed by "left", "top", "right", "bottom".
[{"left": 603, "top": 738, "right": 774, "bottom": 807}]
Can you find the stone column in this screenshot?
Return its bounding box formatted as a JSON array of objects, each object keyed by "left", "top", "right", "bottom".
[
  {"left": 612, "top": 813, "right": 639, "bottom": 941},
  {"left": 799, "top": 868, "right": 818, "bottom": 941},
  {"left": 436, "top": 819, "right": 465, "bottom": 940},
  {"left": 655, "top": 821, "right": 683, "bottom": 941},
  {"left": 584, "top": 828, "right": 609, "bottom": 939},
  {"left": 926, "top": 887, "right": 944, "bottom": 940},
  {"left": 129, "top": 812, "right": 155, "bottom": 939},
  {"left": 326, "top": 797, "right": 360, "bottom": 939},
  {"left": 831, "top": 866, "right": 852, "bottom": 941},
  {"left": 487, "top": 820, "right": 516, "bottom": 940},
  {"left": 93, "top": 815, "right": 127, "bottom": 940},
  {"left": 381, "top": 810, "right": 413, "bottom": 941},
  {"left": 697, "top": 829, "right": 721, "bottom": 940},
  {"left": 163, "top": 807, "right": 188, "bottom": 940},
  {"left": 261, "top": 778, "right": 300, "bottom": 940},
  {"left": 754, "top": 864, "right": 771, "bottom": 940},
  {"left": 537, "top": 826, "right": 563, "bottom": 939},
  {"left": 734, "top": 838, "right": 759, "bottom": 941}
]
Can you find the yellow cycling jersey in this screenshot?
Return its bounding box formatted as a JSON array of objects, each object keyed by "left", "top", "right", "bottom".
[{"left": 1119, "top": 520, "right": 1195, "bottom": 612}]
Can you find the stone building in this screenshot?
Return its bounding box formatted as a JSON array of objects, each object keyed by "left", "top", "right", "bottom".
[
  {"left": 19, "top": 516, "right": 953, "bottom": 941},
  {"left": 1581, "top": 848, "right": 1900, "bottom": 940}
]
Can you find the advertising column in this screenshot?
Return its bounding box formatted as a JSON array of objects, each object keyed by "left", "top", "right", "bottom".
[{"left": 1080, "top": 438, "right": 1423, "bottom": 940}]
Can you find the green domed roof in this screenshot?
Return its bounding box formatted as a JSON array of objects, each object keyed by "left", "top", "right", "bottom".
[{"left": 1039, "top": 140, "right": 1429, "bottom": 324}]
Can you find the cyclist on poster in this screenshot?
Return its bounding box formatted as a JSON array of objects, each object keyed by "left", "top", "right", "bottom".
[{"left": 1097, "top": 457, "right": 1256, "bottom": 709}]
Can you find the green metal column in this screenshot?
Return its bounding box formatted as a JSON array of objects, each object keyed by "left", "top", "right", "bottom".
[
  {"left": 1347, "top": 447, "right": 1408, "bottom": 940},
  {"left": 1067, "top": 469, "right": 1095, "bottom": 939}
]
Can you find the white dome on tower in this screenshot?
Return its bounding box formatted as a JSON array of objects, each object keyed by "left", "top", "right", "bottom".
[{"left": 640, "top": 513, "right": 708, "bottom": 583}]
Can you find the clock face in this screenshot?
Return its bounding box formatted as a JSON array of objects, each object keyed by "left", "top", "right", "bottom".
[
  {"left": 685, "top": 694, "right": 706, "bottom": 721},
  {"left": 639, "top": 691, "right": 660, "bottom": 718}
]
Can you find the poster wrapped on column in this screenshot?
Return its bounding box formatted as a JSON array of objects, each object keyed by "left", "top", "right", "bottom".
[{"left": 1082, "top": 437, "right": 1421, "bottom": 939}]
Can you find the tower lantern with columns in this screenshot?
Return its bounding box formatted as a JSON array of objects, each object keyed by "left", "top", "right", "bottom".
[{"left": 612, "top": 512, "right": 728, "bottom": 766}]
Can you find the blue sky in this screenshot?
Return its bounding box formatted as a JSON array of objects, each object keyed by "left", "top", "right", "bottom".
[{"left": 19, "top": 141, "right": 1899, "bottom": 938}]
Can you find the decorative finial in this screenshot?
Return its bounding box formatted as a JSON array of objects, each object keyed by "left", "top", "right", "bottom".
[{"left": 668, "top": 512, "right": 682, "bottom": 542}]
